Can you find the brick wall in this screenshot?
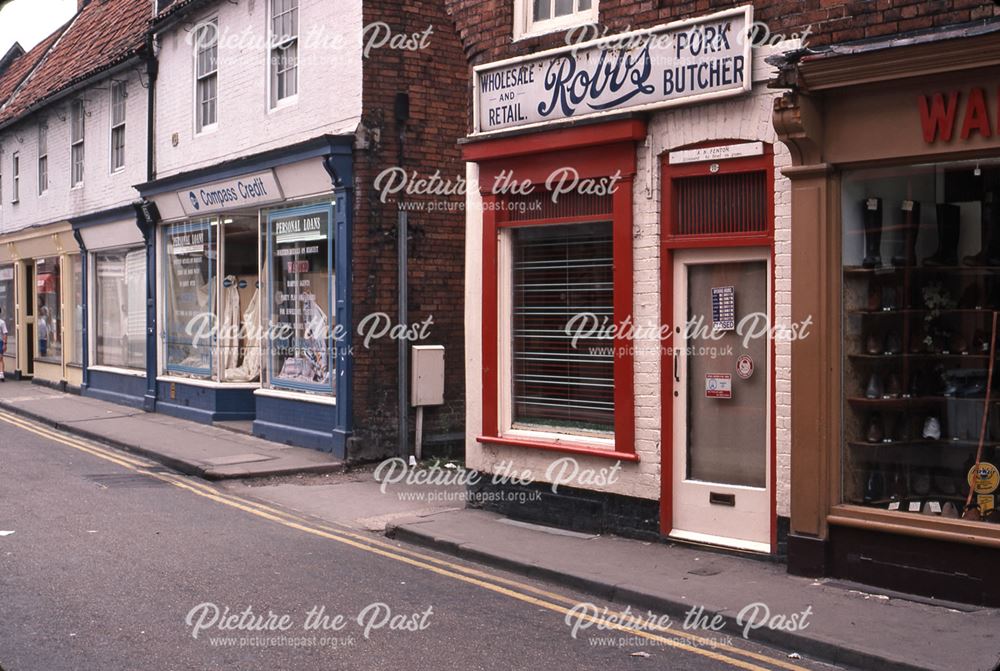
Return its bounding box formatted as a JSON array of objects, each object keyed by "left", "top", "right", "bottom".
[
  {"left": 350, "top": 0, "right": 469, "bottom": 456},
  {"left": 445, "top": 0, "right": 1000, "bottom": 78},
  {"left": 0, "top": 68, "right": 147, "bottom": 234}
]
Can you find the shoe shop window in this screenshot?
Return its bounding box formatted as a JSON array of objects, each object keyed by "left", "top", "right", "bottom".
[{"left": 842, "top": 159, "right": 1000, "bottom": 526}]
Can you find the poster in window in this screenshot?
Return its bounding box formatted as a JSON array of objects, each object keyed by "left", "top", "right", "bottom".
[{"left": 267, "top": 204, "right": 334, "bottom": 393}]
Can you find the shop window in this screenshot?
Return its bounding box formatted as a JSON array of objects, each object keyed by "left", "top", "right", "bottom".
[
  {"left": 516, "top": 0, "right": 597, "bottom": 39},
  {"left": 110, "top": 80, "right": 126, "bottom": 172},
  {"left": 71, "top": 99, "right": 84, "bottom": 186},
  {"left": 195, "top": 19, "right": 219, "bottom": 133},
  {"left": 842, "top": 159, "right": 1000, "bottom": 525},
  {"left": 269, "top": 0, "right": 298, "bottom": 107},
  {"left": 69, "top": 255, "right": 83, "bottom": 366},
  {"left": 94, "top": 249, "right": 145, "bottom": 369},
  {"left": 35, "top": 257, "right": 61, "bottom": 362},
  {"left": 0, "top": 265, "right": 15, "bottom": 358},
  {"left": 220, "top": 216, "right": 260, "bottom": 382},
  {"left": 265, "top": 203, "right": 334, "bottom": 394},
  {"left": 38, "top": 122, "right": 48, "bottom": 195},
  {"left": 511, "top": 222, "right": 614, "bottom": 433},
  {"left": 164, "top": 220, "right": 214, "bottom": 376}
]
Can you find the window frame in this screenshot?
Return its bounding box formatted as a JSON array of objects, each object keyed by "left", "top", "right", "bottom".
[
  {"left": 70, "top": 99, "right": 85, "bottom": 187},
  {"left": 109, "top": 80, "right": 127, "bottom": 173},
  {"left": 470, "top": 120, "right": 642, "bottom": 461},
  {"left": 11, "top": 151, "right": 19, "bottom": 203},
  {"left": 268, "top": 0, "right": 299, "bottom": 109},
  {"left": 92, "top": 245, "right": 147, "bottom": 371},
  {"left": 514, "top": 0, "right": 598, "bottom": 41},
  {"left": 37, "top": 121, "right": 48, "bottom": 195},
  {"left": 264, "top": 201, "right": 336, "bottom": 395},
  {"left": 194, "top": 18, "right": 220, "bottom": 134}
]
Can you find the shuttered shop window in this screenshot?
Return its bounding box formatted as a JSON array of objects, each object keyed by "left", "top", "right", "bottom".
[
  {"left": 674, "top": 171, "right": 767, "bottom": 236},
  {"left": 512, "top": 222, "right": 614, "bottom": 432}
]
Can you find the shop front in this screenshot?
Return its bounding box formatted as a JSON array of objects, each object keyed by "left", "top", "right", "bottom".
[
  {"left": 774, "top": 28, "right": 1000, "bottom": 604},
  {"left": 0, "top": 222, "right": 83, "bottom": 390},
  {"left": 138, "top": 135, "right": 354, "bottom": 455},
  {"left": 463, "top": 7, "right": 796, "bottom": 553},
  {"left": 71, "top": 206, "right": 149, "bottom": 407}
]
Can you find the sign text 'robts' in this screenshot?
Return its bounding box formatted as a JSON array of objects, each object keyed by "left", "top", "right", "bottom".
[{"left": 474, "top": 6, "right": 753, "bottom": 134}]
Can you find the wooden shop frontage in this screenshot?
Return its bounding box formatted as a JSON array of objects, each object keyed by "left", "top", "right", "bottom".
[{"left": 773, "top": 25, "right": 1000, "bottom": 605}]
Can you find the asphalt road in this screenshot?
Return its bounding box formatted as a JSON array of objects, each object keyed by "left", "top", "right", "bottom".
[{"left": 0, "top": 412, "right": 847, "bottom": 671}]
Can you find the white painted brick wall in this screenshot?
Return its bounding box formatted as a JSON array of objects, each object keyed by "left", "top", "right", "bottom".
[
  {"left": 0, "top": 68, "right": 148, "bottom": 234},
  {"left": 465, "top": 48, "right": 793, "bottom": 517},
  {"left": 153, "top": 0, "right": 363, "bottom": 179}
]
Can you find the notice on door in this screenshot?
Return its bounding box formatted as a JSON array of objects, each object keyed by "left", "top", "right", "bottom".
[
  {"left": 712, "top": 286, "right": 735, "bottom": 331},
  {"left": 705, "top": 373, "right": 732, "bottom": 399}
]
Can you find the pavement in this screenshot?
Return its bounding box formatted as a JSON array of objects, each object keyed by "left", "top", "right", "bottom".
[
  {"left": 1, "top": 379, "right": 998, "bottom": 670},
  {"left": 0, "top": 380, "right": 341, "bottom": 479}
]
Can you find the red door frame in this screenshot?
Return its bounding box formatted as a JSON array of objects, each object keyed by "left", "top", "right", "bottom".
[
  {"left": 659, "top": 140, "right": 778, "bottom": 551},
  {"left": 464, "top": 119, "right": 647, "bottom": 462}
]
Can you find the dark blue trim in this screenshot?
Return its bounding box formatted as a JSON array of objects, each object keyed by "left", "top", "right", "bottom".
[
  {"left": 253, "top": 393, "right": 338, "bottom": 452},
  {"left": 136, "top": 203, "right": 159, "bottom": 412},
  {"left": 84, "top": 369, "right": 147, "bottom": 409},
  {"left": 137, "top": 135, "right": 354, "bottom": 198},
  {"left": 332, "top": 183, "right": 353, "bottom": 458},
  {"left": 155, "top": 379, "right": 255, "bottom": 423}
]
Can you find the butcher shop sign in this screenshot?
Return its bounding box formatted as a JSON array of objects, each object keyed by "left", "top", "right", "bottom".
[{"left": 473, "top": 6, "right": 753, "bottom": 134}]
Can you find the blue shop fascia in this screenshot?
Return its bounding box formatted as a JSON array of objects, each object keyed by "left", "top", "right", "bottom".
[{"left": 77, "top": 134, "right": 357, "bottom": 457}]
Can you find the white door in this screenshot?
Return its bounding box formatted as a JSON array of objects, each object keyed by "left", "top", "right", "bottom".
[{"left": 670, "top": 247, "right": 772, "bottom": 552}]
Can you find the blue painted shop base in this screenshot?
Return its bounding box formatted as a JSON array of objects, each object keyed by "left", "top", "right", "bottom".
[
  {"left": 253, "top": 394, "right": 339, "bottom": 455},
  {"left": 83, "top": 369, "right": 147, "bottom": 409},
  {"left": 154, "top": 380, "right": 256, "bottom": 423}
]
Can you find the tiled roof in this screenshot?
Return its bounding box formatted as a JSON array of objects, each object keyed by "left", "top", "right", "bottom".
[
  {"left": 0, "top": 0, "right": 151, "bottom": 129},
  {"left": 0, "top": 28, "right": 66, "bottom": 107}
]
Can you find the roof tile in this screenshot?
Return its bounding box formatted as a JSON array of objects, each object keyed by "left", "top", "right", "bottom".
[{"left": 0, "top": 0, "right": 151, "bottom": 128}]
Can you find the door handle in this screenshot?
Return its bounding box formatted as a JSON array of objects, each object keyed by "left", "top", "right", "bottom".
[{"left": 674, "top": 350, "right": 680, "bottom": 383}]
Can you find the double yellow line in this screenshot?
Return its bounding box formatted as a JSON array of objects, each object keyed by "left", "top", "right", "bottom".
[{"left": 0, "top": 410, "right": 809, "bottom": 671}]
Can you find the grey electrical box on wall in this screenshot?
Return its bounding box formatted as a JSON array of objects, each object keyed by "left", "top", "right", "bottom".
[{"left": 411, "top": 345, "right": 445, "bottom": 407}]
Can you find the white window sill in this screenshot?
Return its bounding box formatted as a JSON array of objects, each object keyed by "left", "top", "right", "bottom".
[
  {"left": 255, "top": 387, "right": 336, "bottom": 406},
  {"left": 514, "top": 12, "right": 599, "bottom": 43},
  {"left": 157, "top": 374, "right": 258, "bottom": 390},
  {"left": 90, "top": 364, "right": 146, "bottom": 378},
  {"left": 503, "top": 426, "right": 615, "bottom": 449},
  {"left": 268, "top": 95, "right": 298, "bottom": 114},
  {"left": 195, "top": 124, "right": 218, "bottom": 137}
]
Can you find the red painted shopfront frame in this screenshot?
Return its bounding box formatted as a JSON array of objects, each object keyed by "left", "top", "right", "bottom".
[
  {"left": 464, "top": 119, "right": 647, "bottom": 462},
  {"left": 658, "top": 140, "right": 778, "bottom": 550}
]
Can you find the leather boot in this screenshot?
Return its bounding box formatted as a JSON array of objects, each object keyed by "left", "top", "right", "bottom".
[
  {"left": 893, "top": 201, "right": 920, "bottom": 267},
  {"left": 862, "top": 198, "right": 883, "bottom": 268},
  {"left": 924, "top": 203, "right": 961, "bottom": 267},
  {"left": 963, "top": 190, "right": 999, "bottom": 266}
]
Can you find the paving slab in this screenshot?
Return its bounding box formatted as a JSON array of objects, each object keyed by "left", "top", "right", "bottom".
[
  {"left": 0, "top": 380, "right": 342, "bottom": 479},
  {"left": 223, "top": 473, "right": 467, "bottom": 532},
  {"left": 387, "top": 508, "right": 1000, "bottom": 671}
]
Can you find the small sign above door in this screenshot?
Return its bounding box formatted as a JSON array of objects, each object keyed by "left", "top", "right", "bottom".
[{"left": 669, "top": 141, "right": 763, "bottom": 165}]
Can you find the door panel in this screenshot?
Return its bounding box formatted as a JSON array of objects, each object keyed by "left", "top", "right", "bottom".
[{"left": 670, "top": 248, "right": 771, "bottom": 551}]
